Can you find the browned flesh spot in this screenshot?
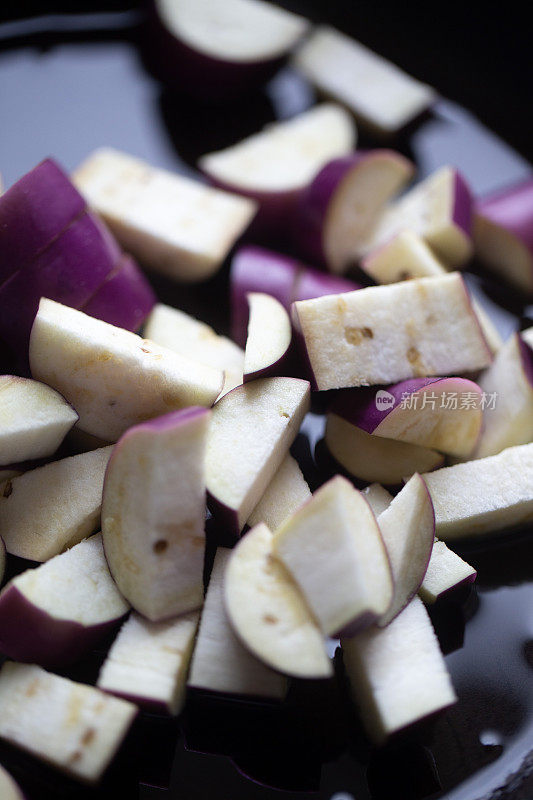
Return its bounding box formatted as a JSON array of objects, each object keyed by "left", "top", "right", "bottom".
[
  {"left": 158, "top": 520, "right": 198, "bottom": 541},
  {"left": 263, "top": 614, "right": 279, "bottom": 625},
  {"left": 264, "top": 554, "right": 275, "bottom": 574},
  {"left": 162, "top": 644, "right": 182, "bottom": 655},
  {"left": 123, "top": 553, "right": 141, "bottom": 574},
  {"left": 69, "top": 386, "right": 97, "bottom": 403},
  {"left": 66, "top": 690, "right": 84, "bottom": 726},
  {"left": 398, "top": 270, "right": 413, "bottom": 281},
  {"left": 426, "top": 314, "right": 436, "bottom": 324},
  {"left": 153, "top": 539, "right": 168, "bottom": 554},
  {"left": 417, "top": 281, "right": 428, "bottom": 300},
  {"left": 69, "top": 750, "right": 83, "bottom": 763},
  {"left": 345, "top": 326, "right": 374, "bottom": 345},
  {"left": 3, "top": 480, "right": 13, "bottom": 498},
  {"left": 337, "top": 297, "right": 347, "bottom": 313},
  {"left": 162, "top": 391, "right": 182, "bottom": 407},
  {"left": 140, "top": 341, "right": 162, "bottom": 359},
  {"left": 25, "top": 678, "right": 40, "bottom": 697},
  {"left": 180, "top": 520, "right": 196, "bottom": 533},
  {"left": 81, "top": 728, "right": 96, "bottom": 746},
  {"left": 407, "top": 346, "right": 426, "bottom": 376},
  {"left": 190, "top": 537, "right": 205, "bottom": 549},
  {"left": 405, "top": 318, "right": 417, "bottom": 338},
  {"left": 77, "top": 352, "right": 113, "bottom": 370}
]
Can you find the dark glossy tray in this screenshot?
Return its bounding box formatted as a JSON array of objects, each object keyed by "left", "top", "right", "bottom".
[{"left": 0, "top": 9, "right": 533, "bottom": 800}]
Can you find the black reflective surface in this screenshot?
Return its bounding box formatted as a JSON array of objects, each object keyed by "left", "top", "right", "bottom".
[{"left": 1, "top": 10, "right": 533, "bottom": 800}]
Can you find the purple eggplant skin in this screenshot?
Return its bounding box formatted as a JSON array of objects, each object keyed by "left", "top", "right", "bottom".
[
  {"left": 231, "top": 247, "right": 300, "bottom": 347},
  {"left": 293, "top": 268, "right": 360, "bottom": 301},
  {"left": 83, "top": 255, "right": 156, "bottom": 332},
  {"left": 329, "top": 377, "right": 483, "bottom": 455},
  {"left": 475, "top": 178, "right": 533, "bottom": 253},
  {"left": 333, "top": 608, "right": 380, "bottom": 640},
  {"left": 291, "top": 156, "right": 360, "bottom": 266},
  {"left": 243, "top": 354, "right": 292, "bottom": 384},
  {"left": 242, "top": 329, "right": 293, "bottom": 385},
  {"left": 206, "top": 168, "right": 302, "bottom": 242},
  {"left": 453, "top": 170, "right": 474, "bottom": 237},
  {"left": 231, "top": 246, "right": 360, "bottom": 346},
  {"left": 207, "top": 177, "right": 303, "bottom": 240},
  {"left": 474, "top": 177, "right": 533, "bottom": 290},
  {"left": 329, "top": 372, "right": 486, "bottom": 435},
  {"left": 0, "top": 211, "right": 122, "bottom": 363},
  {"left": 242, "top": 278, "right": 304, "bottom": 383},
  {"left": 427, "top": 570, "right": 477, "bottom": 605},
  {"left": 145, "top": 0, "right": 292, "bottom": 103},
  {"left": 330, "top": 378, "right": 453, "bottom": 432},
  {"left": 0, "top": 158, "right": 86, "bottom": 286},
  {"left": 114, "top": 405, "right": 209, "bottom": 441},
  {"left": 518, "top": 335, "right": 533, "bottom": 388},
  {"left": 0, "top": 583, "right": 128, "bottom": 669},
  {"left": 291, "top": 151, "right": 415, "bottom": 267}
]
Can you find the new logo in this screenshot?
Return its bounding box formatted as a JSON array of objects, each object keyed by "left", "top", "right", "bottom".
[{"left": 375, "top": 390, "right": 395, "bottom": 411}]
